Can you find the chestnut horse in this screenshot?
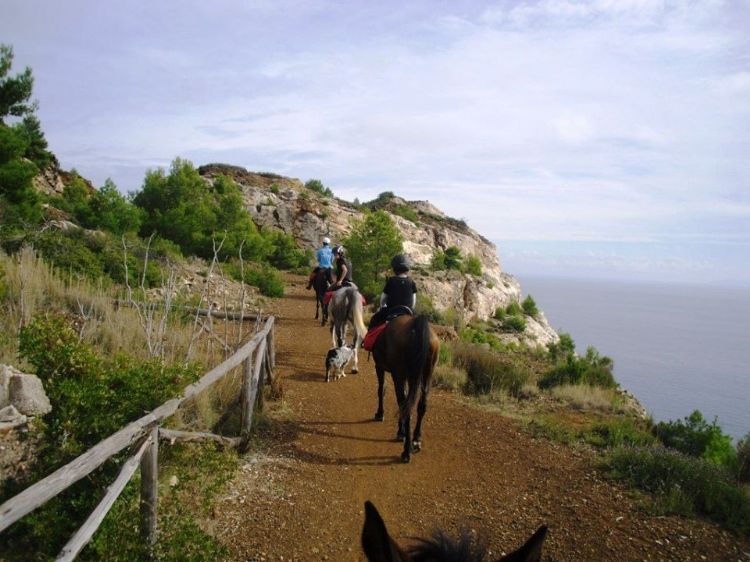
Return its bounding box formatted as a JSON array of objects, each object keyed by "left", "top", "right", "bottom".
[
  {"left": 371, "top": 314, "right": 439, "bottom": 463},
  {"left": 361, "top": 501, "right": 548, "bottom": 562}
]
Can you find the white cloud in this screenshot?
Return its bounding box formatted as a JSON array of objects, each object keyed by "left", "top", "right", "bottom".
[{"left": 2, "top": 0, "right": 748, "bottom": 281}]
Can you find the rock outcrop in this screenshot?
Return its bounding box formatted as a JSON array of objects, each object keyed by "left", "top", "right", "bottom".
[
  {"left": 199, "top": 164, "right": 559, "bottom": 348},
  {"left": 0, "top": 364, "right": 52, "bottom": 418}
]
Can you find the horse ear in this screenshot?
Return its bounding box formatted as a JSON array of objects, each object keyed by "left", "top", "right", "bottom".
[
  {"left": 496, "top": 525, "right": 547, "bottom": 562},
  {"left": 361, "top": 501, "right": 408, "bottom": 562}
]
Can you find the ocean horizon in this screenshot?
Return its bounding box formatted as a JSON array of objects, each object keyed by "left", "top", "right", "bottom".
[{"left": 516, "top": 274, "right": 750, "bottom": 441}]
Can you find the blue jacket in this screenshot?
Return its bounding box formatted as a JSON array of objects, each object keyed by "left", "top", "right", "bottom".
[{"left": 317, "top": 246, "right": 333, "bottom": 268}]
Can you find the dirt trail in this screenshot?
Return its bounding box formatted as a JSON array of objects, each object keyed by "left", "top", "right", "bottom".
[{"left": 212, "top": 276, "right": 749, "bottom": 562}]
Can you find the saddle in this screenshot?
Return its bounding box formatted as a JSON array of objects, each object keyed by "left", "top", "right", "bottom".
[{"left": 363, "top": 306, "right": 413, "bottom": 352}]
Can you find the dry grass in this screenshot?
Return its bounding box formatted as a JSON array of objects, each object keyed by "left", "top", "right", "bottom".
[
  {"left": 549, "top": 383, "right": 625, "bottom": 413},
  {"left": 0, "top": 247, "right": 264, "bottom": 432},
  {"left": 432, "top": 364, "right": 468, "bottom": 391}
]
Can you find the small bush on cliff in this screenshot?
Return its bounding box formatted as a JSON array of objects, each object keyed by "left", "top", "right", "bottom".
[
  {"left": 503, "top": 314, "right": 527, "bottom": 333},
  {"left": 654, "top": 410, "right": 737, "bottom": 472},
  {"left": 463, "top": 255, "right": 482, "bottom": 276},
  {"left": 539, "top": 346, "right": 616, "bottom": 389},
  {"left": 304, "top": 178, "right": 333, "bottom": 197},
  {"left": 606, "top": 447, "right": 750, "bottom": 535},
  {"left": 391, "top": 204, "right": 419, "bottom": 223},
  {"left": 432, "top": 246, "right": 462, "bottom": 271},
  {"left": 522, "top": 295, "right": 539, "bottom": 317}
]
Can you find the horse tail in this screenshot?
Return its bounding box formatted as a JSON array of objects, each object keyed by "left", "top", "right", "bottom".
[
  {"left": 350, "top": 288, "right": 367, "bottom": 340},
  {"left": 402, "top": 315, "right": 431, "bottom": 418}
]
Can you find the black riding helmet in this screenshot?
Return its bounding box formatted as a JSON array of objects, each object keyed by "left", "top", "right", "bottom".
[{"left": 391, "top": 254, "right": 410, "bottom": 274}]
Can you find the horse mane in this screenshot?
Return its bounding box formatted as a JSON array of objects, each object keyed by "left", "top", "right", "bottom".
[{"left": 407, "top": 530, "right": 488, "bottom": 562}]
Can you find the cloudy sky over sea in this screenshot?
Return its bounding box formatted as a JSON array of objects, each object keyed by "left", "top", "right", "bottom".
[{"left": 3, "top": 1, "right": 749, "bottom": 285}]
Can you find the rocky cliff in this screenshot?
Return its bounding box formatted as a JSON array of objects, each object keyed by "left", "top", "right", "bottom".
[{"left": 198, "top": 164, "right": 559, "bottom": 348}]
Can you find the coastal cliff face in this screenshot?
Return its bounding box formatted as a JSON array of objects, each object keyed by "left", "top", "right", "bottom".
[{"left": 198, "top": 164, "right": 559, "bottom": 348}]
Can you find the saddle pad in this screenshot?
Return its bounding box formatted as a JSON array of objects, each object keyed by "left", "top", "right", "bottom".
[{"left": 363, "top": 323, "right": 388, "bottom": 352}]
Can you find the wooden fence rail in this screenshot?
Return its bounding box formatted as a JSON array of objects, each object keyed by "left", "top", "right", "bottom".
[{"left": 0, "top": 315, "right": 276, "bottom": 559}]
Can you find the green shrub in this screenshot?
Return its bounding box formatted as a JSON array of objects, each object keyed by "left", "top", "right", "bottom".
[
  {"left": 391, "top": 204, "right": 419, "bottom": 223},
  {"left": 463, "top": 255, "right": 482, "bottom": 276},
  {"left": 33, "top": 229, "right": 106, "bottom": 281},
  {"left": 585, "top": 419, "right": 657, "bottom": 449},
  {"left": 548, "top": 332, "right": 575, "bottom": 361},
  {"left": 2, "top": 315, "right": 200, "bottom": 559},
  {"left": 133, "top": 160, "right": 267, "bottom": 261},
  {"left": 522, "top": 295, "right": 539, "bottom": 317},
  {"left": 503, "top": 314, "right": 526, "bottom": 333},
  {"left": 736, "top": 433, "right": 750, "bottom": 483},
  {"left": 654, "top": 410, "right": 737, "bottom": 471},
  {"left": 493, "top": 306, "right": 506, "bottom": 321},
  {"left": 432, "top": 246, "right": 462, "bottom": 271},
  {"left": 605, "top": 447, "right": 750, "bottom": 534},
  {"left": 461, "top": 325, "right": 503, "bottom": 351},
  {"left": 415, "top": 293, "right": 441, "bottom": 323},
  {"left": 539, "top": 346, "right": 616, "bottom": 389},
  {"left": 505, "top": 301, "right": 522, "bottom": 315},
  {"left": 343, "top": 210, "right": 403, "bottom": 300},
  {"left": 269, "top": 182, "right": 280, "bottom": 194},
  {"left": 263, "top": 229, "right": 308, "bottom": 270},
  {"left": 451, "top": 341, "right": 530, "bottom": 397},
  {"left": 228, "top": 262, "right": 284, "bottom": 297},
  {"left": 304, "top": 178, "right": 333, "bottom": 197}
]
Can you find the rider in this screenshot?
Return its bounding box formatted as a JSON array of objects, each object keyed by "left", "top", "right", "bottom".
[
  {"left": 307, "top": 236, "right": 334, "bottom": 289},
  {"left": 333, "top": 245, "right": 353, "bottom": 289},
  {"left": 368, "top": 254, "right": 417, "bottom": 328}
]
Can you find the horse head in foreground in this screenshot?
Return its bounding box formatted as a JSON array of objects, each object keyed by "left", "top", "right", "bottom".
[
  {"left": 371, "top": 314, "right": 439, "bottom": 463},
  {"left": 362, "top": 501, "right": 548, "bottom": 562},
  {"left": 362, "top": 501, "right": 547, "bottom": 562},
  {"left": 329, "top": 285, "right": 367, "bottom": 374}
]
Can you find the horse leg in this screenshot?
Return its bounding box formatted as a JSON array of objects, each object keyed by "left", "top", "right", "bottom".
[
  {"left": 322, "top": 302, "right": 328, "bottom": 326},
  {"left": 374, "top": 366, "right": 385, "bottom": 421},
  {"left": 350, "top": 336, "right": 359, "bottom": 374},
  {"left": 412, "top": 383, "right": 429, "bottom": 453},
  {"left": 392, "top": 375, "right": 407, "bottom": 442},
  {"left": 315, "top": 297, "right": 320, "bottom": 320}
]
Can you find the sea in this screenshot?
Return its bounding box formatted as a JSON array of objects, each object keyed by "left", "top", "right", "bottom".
[{"left": 517, "top": 275, "right": 750, "bottom": 441}]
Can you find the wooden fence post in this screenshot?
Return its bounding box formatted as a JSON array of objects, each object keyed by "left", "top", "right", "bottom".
[
  {"left": 140, "top": 425, "right": 159, "bottom": 547},
  {"left": 240, "top": 354, "right": 253, "bottom": 436},
  {"left": 267, "top": 327, "right": 275, "bottom": 370}
]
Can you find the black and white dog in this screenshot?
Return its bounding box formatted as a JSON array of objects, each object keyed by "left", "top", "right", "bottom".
[{"left": 325, "top": 345, "right": 356, "bottom": 382}]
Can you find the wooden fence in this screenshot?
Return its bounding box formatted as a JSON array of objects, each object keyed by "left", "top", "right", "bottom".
[{"left": 0, "top": 315, "right": 276, "bottom": 561}]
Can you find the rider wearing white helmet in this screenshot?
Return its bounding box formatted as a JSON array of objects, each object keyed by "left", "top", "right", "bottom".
[
  {"left": 333, "top": 245, "right": 352, "bottom": 288},
  {"left": 308, "top": 236, "right": 334, "bottom": 289}
]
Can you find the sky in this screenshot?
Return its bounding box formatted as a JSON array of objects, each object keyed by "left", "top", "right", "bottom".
[{"left": 2, "top": 0, "right": 749, "bottom": 285}]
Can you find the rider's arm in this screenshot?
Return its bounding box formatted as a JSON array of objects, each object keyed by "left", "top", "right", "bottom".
[
  {"left": 410, "top": 292, "right": 416, "bottom": 309},
  {"left": 380, "top": 293, "right": 388, "bottom": 308}
]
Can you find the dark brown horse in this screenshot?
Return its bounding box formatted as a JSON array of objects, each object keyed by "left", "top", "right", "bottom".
[
  {"left": 312, "top": 268, "right": 330, "bottom": 325},
  {"left": 371, "top": 314, "right": 439, "bottom": 463},
  {"left": 362, "top": 501, "right": 548, "bottom": 562}
]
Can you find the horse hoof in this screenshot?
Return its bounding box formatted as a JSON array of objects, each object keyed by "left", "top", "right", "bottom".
[
  {"left": 374, "top": 412, "right": 384, "bottom": 421},
  {"left": 401, "top": 452, "right": 411, "bottom": 463},
  {"left": 412, "top": 440, "right": 422, "bottom": 452},
  {"left": 350, "top": 368, "right": 358, "bottom": 374},
  {"left": 396, "top": 432, "right": 405, "bottom": 442}
]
